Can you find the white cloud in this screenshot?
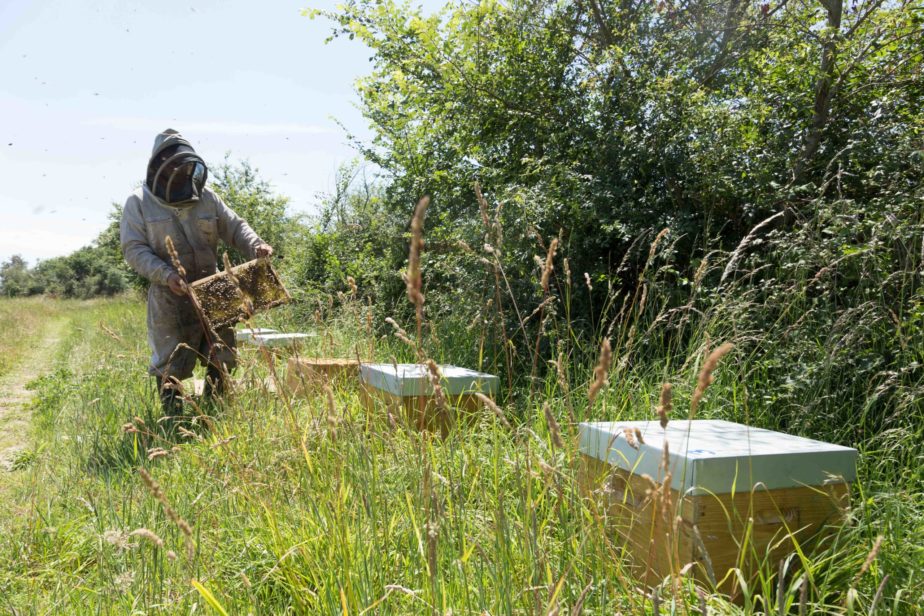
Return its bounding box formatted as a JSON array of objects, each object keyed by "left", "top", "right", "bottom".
[
  {"left": 0, "top": 226, "right": 98, "bottom": 264},
  {"left": 0, "top": 203, "right": 103, "bottom": 264}
]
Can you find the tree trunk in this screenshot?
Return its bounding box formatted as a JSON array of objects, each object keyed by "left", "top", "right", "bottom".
[{"left": 793, "top": 0, "right": 844, "bottom": 183}]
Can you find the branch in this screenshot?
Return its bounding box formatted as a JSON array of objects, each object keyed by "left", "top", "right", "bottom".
[{"left": 792, "top": 0, "right": 844, "bottom": 183}]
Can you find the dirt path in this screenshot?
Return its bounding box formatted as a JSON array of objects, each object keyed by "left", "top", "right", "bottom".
[{"left": 0, "top": 316, "right": 68, "bottom": 472}]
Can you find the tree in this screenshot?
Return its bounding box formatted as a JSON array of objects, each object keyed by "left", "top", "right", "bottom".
[
  {"left": 210, "top": 158, "right": 294, "bottom": 266},
  {"left": 32, "top": 247, "right": 127, "bottom": 299},
  {"left": 316, "top": 0, "right": 923, "bottom": 309},
  {"left": 0, "top": 255, "right": 38, "bottom": 297}
]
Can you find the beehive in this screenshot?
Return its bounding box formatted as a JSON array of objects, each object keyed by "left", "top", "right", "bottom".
[
  {"left": 235, "top": 328, "right": 278, "bottom": 343},
  {"left": 187, "top": 376, "right": 276, "bottom": 396},
  {"left": 190, "top": 259, "right": 290, "bottom": 330},
  {"left": 286, "top": 357, "right": 363, "bottom": 396},
  {"left": 577, "top": 420, "right": 857, "bottom": 594},
  {"left": 250, "top": 333, "right": 315, "bottom": 349},
  {"left": 359, "top": 363, "right": 499, "bottom": 433}
]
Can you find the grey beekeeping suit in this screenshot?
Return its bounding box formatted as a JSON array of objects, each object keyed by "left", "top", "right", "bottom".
[{"left": 120, "top": 129, "right": 265, "bottom": 382}]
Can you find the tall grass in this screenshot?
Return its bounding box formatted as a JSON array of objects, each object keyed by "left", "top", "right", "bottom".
[
  {"left": 0, "top": 200, "right": 921, "bottom": 613},
  {"left": 0, "top": 297, "right": 66, "bottom": 378}
]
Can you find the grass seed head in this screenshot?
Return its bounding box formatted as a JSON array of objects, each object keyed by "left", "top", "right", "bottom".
[
  {"left": 385, "top": 317, "right": 416, "bottom": 349},
  {"left": 425, "top": 359, "right": 448, "bottom": 412},
  {"left": 324, "top": 383, "right": 337, "bottom": 418},
  {"left": 693, "top": 254, "right": 710, "bottom": 289},
  {"left": 540, "top": 238, "right": 559, "bottom": 294},
  {"left": 623, "top": 427, "right": 639, "bottom": 450},
  {"left": 474, "top": 181, "right": 491, "bottom": 228},
  {"left": 657, "top": 383, "right": 673, "bottom": 429},
  {"left": 854, "top": 535, "right": 884, "bottom": 584},
  {"left": 690, "top": 342, "right": 734, "bottom": 417},
  {"left": 588, "top": 338, "right": 612, "bottom": 406},
  {"left": 660, "top": 472, "right": 673, "bottom": 521},
  {"left": 406, "top": 196, "right": 429, "bottom": 339},
  {"left": 103, "top": 529, "right": 133, "bottom": 550},
  {"left": 146, "top": 447, "right": 169, "bottom": 461},
  {"left": 475, "top": 393, "right": 511, "bottom": 429},
  {"left": 543, "top": 403, "right": 564, "bottom": 449},
  {"left": 164, "top": 236, "right": 186, "bottom": 279},
  {"left": 177, "top": 426, "right": 199, "bottom": 440},
  {"left": 130, "top": 528, "right": 164, "bottom": 549},
  {"left": 222, "top": 252, "right": 238, "bottom": 285},
  {"left": 648, "top": 228, "right": 669, "bottom": 261},
  {"left": 138, "top": 468, "right": 194, "bottom": 552}
]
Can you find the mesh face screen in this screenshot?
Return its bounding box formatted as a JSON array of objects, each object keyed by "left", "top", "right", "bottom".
[{"left": 148, "top": 145, "right": 208, "bottom": 205}]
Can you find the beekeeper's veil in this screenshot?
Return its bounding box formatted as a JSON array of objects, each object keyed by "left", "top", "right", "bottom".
[{"left": 146, "top": 129, "right": 207, "bottom": 206}]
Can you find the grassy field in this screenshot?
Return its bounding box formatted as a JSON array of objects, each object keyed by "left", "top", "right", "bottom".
[
  {"left": 0, "top": 297, "right": 68, "bottom": 379},
  {"left": 0, "top": 295, "right": 919, "bottom": 614}
]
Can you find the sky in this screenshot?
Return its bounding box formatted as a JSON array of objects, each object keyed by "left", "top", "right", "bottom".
[{"left": 0, "top": 0, "right": 387, "bottom": 264}]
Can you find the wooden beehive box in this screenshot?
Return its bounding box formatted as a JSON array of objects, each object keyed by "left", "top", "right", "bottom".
[
  {"left": 190, "top": 259, "right": 290, "bottom": 330},
  {"left": 286, "top": 357, "right": 363, "bottom": 396},
  {"left": 577, "top": 420, "right": 857, "bottom": 594},
  {"left": 359, "top": 363, "right": 499, "bottom": 433},
  {"left": 186, "top": 376, "right": 276, "bottom": 396}
]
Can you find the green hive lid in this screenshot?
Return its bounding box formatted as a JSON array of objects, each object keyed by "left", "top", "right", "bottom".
[
  {"left": 579, "top": 419, "right": 857, "bottom": 494},
  {"left": 360, "top": 363, "right": 499, "bottom": 396}
]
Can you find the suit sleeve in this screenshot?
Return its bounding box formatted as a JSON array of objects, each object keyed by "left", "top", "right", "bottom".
[
  {"left": 120, "top": 195, "right": 175, "bottom": 285},
  {"left": 215, "top": 194, "right": 264, "bottom": 260}
]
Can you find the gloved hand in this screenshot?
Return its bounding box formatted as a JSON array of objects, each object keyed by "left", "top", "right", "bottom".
[
  {"left": 166, "top": 272, "right": 188, "bottom": 296},
  {"left": 255, "top": 243, "right": 274, "bottom": 258}
]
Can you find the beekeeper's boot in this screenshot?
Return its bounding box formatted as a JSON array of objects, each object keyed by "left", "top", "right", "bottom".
[
  {"left": 202, "top": 362, "right": 230, "bottom": 402},
  {"left": 156, "top": 376, "right": 183, "bottom": 416}
]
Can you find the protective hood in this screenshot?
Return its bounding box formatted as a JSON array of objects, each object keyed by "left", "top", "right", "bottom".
[{"left": 146, "top": 129, "right": 208, "bottom": 207}]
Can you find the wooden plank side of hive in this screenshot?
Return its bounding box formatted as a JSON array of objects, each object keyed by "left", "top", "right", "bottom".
[
  {"left": 286, "top": 357, "right": 362, "bottom": 396},
  {"left": 577, "top": 454, "right": 695, "bottom": 587},
  {"left": 359, "top": 385, "right": 486, "bottom": 436},
  {"left": 686, "top": 481, "right": 851, "bottom": 593}
]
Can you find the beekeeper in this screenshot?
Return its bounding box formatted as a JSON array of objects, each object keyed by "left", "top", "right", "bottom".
[{"left": 120, "top": 129, "right": 273, "bottom": 413}]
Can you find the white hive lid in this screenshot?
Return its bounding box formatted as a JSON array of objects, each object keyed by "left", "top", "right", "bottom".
[
  {"left": 251, "top": 333, "right": 316, "bottom": 348},
  {"left": 360, "top": 363, "right": 499, "bottom": 396},
  {"left": 235, "top": 328, "right": 278, "bottom": 341},
  {"left": 579, "top": 419, "right": 857, "bottom": 494}
]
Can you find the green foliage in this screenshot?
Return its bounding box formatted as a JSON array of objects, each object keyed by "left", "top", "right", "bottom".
[
  {"left": 31, "top": 246, "right": 128, "bottom": 299},
  {"left": 314, "top": 0, "right": 923, "bottom": 331},
  {"left": 210, "top": 157, "right": 295, "bottom": 266},
  {"left": 0, "top": 255, "right": 41, "bottom": 297},
  {"left": 0, "top": 0, "right": 921, "bottom": 611},
  {"left": 283, "top": 163, "right": 408, "bottom": 318},
  {"left": 97, "top": 202, "right": 149, "bottom": 293}
]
